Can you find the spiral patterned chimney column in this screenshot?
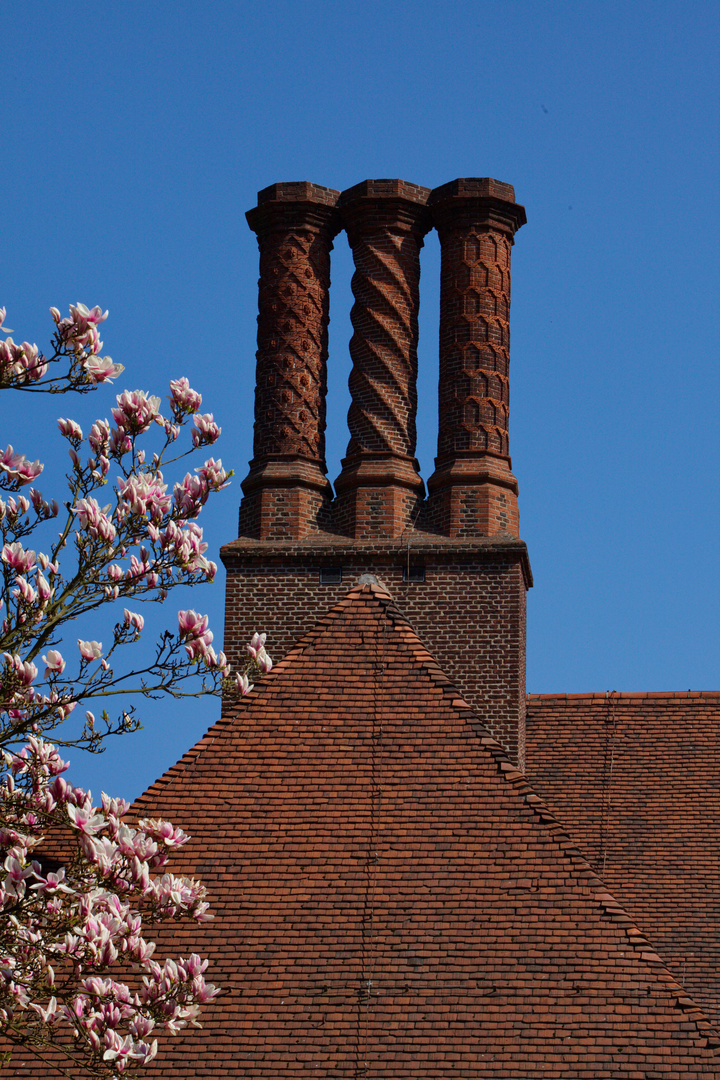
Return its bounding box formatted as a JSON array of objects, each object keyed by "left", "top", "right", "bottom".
[
  {"left": 427, "top": 178, "right": 526, "bottom": 537},
  {"left": 334, "top": 179, "right": 431, "bottom": 538},
  {"left": 239, "top": 182, "right": 340, "bottom": 539}
]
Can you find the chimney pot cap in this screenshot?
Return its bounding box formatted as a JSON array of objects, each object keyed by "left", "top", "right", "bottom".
[
  {"left": 339, "top": 179, "right": 431, "bottom": 206},
  {"left": 256, "top": 181, "right": 340, "bottom": 206},
  {"left": 429, "top": 177, "right": 517, "bottom": 203}
]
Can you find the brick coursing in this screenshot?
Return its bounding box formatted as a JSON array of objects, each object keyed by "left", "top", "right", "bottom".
[{"left": 222, "top": 536, "right": 530, "bottom": 765}]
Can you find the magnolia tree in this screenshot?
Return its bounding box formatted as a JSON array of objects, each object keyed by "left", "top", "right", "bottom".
[{"left": 0, "top": 305, "right": 271, "bottom": 1075}]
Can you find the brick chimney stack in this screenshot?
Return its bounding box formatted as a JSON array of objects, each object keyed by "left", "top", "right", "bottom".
[
  {"left": 333, "top": 180, "right": 431, "bottom": 538},
  {"left": 427, "top": 178, "right": 526, "bottom": 537},
  {"left": 239, "top": 182, "right": 340, "bottom": 540},
  {"left": 226, "top": 177, "right": 531, "bottom": 766}
]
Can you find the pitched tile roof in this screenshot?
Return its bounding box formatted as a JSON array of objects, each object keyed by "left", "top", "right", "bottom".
[
  {"left": 116, "top": 582, "right": 716, "bottom": 1076},
  {"left": 526, "top": 691, "right": 720, "bottom": 1033}
]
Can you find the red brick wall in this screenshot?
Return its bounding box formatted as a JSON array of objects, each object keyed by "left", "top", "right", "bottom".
[{"left": 222, "top": 539, "right": 529, "bottom": 765}]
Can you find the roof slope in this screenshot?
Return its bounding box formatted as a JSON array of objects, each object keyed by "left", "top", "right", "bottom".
[
  {"left": 526, "top": 691, "right": 720, "bottom": 1032},
  {"left": 21, "top": 584, "right": 716, "bottom": 1078},
  {"left": 129, "top": 584, "right": 716, "bottom": 1077}
]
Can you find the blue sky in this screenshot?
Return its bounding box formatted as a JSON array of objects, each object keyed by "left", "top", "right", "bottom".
[{"left": 2, "top": 0, "right": 719, "bottom": 799}]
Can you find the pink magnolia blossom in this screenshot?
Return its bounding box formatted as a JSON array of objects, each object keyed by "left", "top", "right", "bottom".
[
  {"left": 3, "top": 854, "right": 34, "bottom": 899},
  {"left": 78, "top": 639, "right": 103, "bottom": 661},
  {"left": 41, "top": 650, "right": 65, "bottom": 677},
  {"left": 247, "top": 632, "right": 272, "bottom": 672},
  {"left": 116, "top": 471, "right": 171, "bottom": 522},
  {"left": 165, "top": 520, "right": 211, "bottom": 573},
  {"left": 178, "top": 609, "right": 214, "bottom": 662},
  {"left": 173, "top": 471, "right": 207, "bottom": 517},
  {"left": 123, "top": 609, "right": 144, "bottom": 633},
  {"left": 246, "top": 631, "right": 267, "bottom": 659},
  {"left": 66, "top": 803, "right": 107, "bottom": 836},
  {"left": 137, "top": 818, "right": 189, "bottom": 848},
  {"left": 103, "top": 1031, "right": 158, "bottom": 1066},
  {"left": 109, "top": 425, "right": 132, "bottom": 458},
  {"left": 29, "top": 996, "right": 59, "bottom": 1024},
  {"left": 36, "top": 571, "right": 53, "bottom": 604},
  {"left": 83, "top": 355, "right": 125, "bottom": 383},
  {"left": 202, "top": 646, "right": 228, "bottom": 673},
  {"left": 236, "top": 672, "right": 254, "bottom": 696},
  {"left": 74, "top": 302, "right": 107, "bottom": 325},
  {"left": 30, "top": 869, "right": 74, "bottom": 896},
  {"left": 191, "top": 412, "right": 221, "bottom": 447},
  {"left": 0, "top": 737, "right": 219, "bottom": 1071},
  {"left": 1, "top": 495, "right": 31, "bottom": 518},
  {"left": 112, "top": 389, "right": 162, "bottom": 434},
  {"left": 57, "top": 417, "right": 83, "bottom": 441},
  {"left": 3, "top": 653, "right": 38, "bottom": 686},
  {"left": 0, "top": 338, "right": 48, "bottom": 383},
  {"left": 0, "top": 304, "right": 265, "bottom": 1072},
  {"left": 73, "top": 496, "right": 117, "bottom": 543},
  {"left": 169, "top": 377, "right": 202, "bottom": 415},
  {"left": 54, "top": 302, "right": 108, "bottom": 355},
  {"left": 30, "top": 489, "right": 58, "bottom": 518},
  {"left": 1, "top": 542, "right": 36, "bottom": 574},
  {"left": 88, "top": 418, "right": 111, "bottom": 454},
  {"left": 177, "top": 609, "right": 209, "bottom": 638},
  {"left": 256, "top": 648, "right": 273, "bottom": 674},
  {"left": 184, "top": 636, "right": 210, "bottom": 661},
  {"left": 101, "top": 793, "right": 130, "bottom": 818},
  {"left": 0, "top": 445, "right": 43, "bottom": 485},
  {"left": 196, "top": 457, "right": 231, "bottom": 491},
  {"left": 52, "top": 301, "right": 108, "bottom": 330}
]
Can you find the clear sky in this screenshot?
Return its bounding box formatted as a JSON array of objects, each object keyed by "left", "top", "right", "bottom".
[{"left": 2, "top": 0, "right": 719, "bottom": 800}]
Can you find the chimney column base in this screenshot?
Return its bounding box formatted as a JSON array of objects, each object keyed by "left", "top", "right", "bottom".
[
  {"left": 333, "top": 454, "right": 425, "bottom": 539},
  {"left": 238, "top": 459, "right": 333, "bottom": 540},
  {"left": 427, "top": 454, "right": 519, "bottom": 538}
]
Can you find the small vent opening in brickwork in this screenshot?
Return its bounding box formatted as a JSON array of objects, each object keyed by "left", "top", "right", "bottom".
[
  {"left": 319, "top": 567, "right": 342, "bottom": 584},
  {"left": 403, "top": 565, "right": 426, "bottom": 583}
]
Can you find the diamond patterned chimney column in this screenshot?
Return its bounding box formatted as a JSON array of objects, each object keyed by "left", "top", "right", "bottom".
[
  {"left": 239, "top": 182, "right": 340, "bottom": 539},
  {"left": 427, "top": 178, "right": 526, "bottom": 538},
  {"left": 333, "top": 180, "right": 431, "bottom": 538}
]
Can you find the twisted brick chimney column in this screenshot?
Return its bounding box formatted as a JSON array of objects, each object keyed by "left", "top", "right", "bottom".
[
  {"left": 427, "top": 178, "right": 526, "bottom": 537},
  {"left": 239, "top": 182, "right": 340, "bottom": 539},
  {"left": 334, "top": 180, "right": 431, "bottom": 538}
]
